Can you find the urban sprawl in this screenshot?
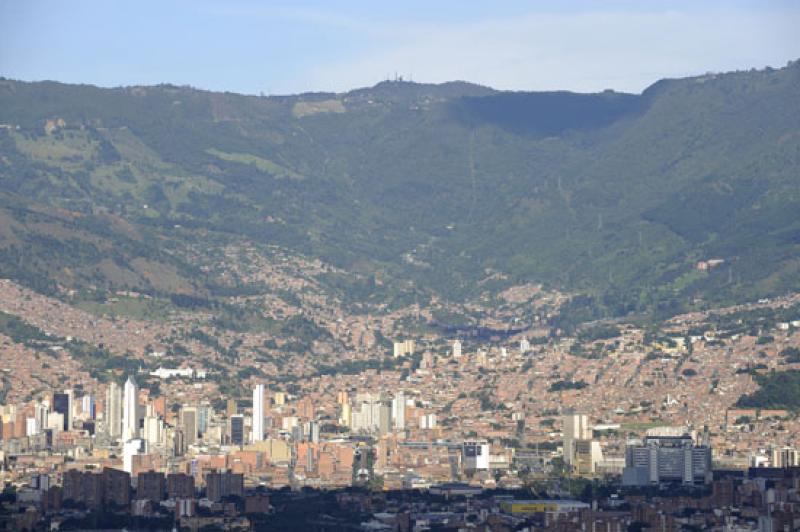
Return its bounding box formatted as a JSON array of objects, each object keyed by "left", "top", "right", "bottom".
[{"left": 0, "top": 278, "right": 800, "bottom": 530}]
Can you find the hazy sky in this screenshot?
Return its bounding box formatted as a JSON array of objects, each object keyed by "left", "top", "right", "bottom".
[{"left": 1, "top": 0, "right": 798, "bottom": 95}]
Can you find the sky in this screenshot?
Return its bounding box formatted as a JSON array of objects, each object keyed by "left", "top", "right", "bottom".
[{"left": 1, "top": 0, "right": 799, "bottom": 96}]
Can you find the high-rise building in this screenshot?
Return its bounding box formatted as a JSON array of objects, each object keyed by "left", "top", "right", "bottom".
[
  {"left": 563, "top": 412, "right": 592, "bottom": 465},
  {"left": 136, "top": 471, "right": 166, "bottom": 503},
  {"left": 771, "top": 446, "right": 799, "bottom": 468},
  {"left": 106, "top": 382, "right": 122, "bottom": 439},
  {"left": 226, "top": 399, "right": 238, "bottom": 417},
  {"left": 252, "top": 384, "right": 265, "bottom": 443},
  {"left": 351, "top": 396, "right": 391, "bottom": 436},
  {"left": 273, "top": 391, "right": 285, "bottom": 406},
  {"left": 167, "top": 473, "right": 195, "bottom": 499},
  {"left": 298, "top": 397, "right": 315, "bottom": 420},
  {"left": 463, "top": 440, "right": 490, "bottom": 471},
  {"left": 623, "top": 435, "right": 712, "bottom": 485},
  {"left": 180, "top": 407, "right": 198, "bottom": 447},
  {"left": 143, "top": 415, "right": 163, "bottom": 446},
  {"left": 393, "top": 339, "right": 415, "bottom": 358},
  {"left": 419, "top": 413, "right": 437, "bottom": 430},
  {"left": 205, "top": 470, "right": 244, "bottom": 502},
  {"left": 63, "top": 468, "right": 131, "bottom": 509},
  {"left": 392, "top": 392, "right": 406, "bottom": 431},
  {"left": 230, "top": 415, "right": 244, "bottom": 446},
  {"left": 339, "top": 402, "right": 352, "bottom": 427},
  {"left": 197, "top": 405, "right": 210, "bottom": 435},
  {"left": 79, "top": 395, "right": 95, "bottom": 420},
  {"left": 34, "top": 402, "right": 48, "bottom": 434},
  {"left": 574, "top": 439, "right": 604, "bottom": 474},
  {"left": 103, "top": 467, "right": 132, "bottom": 507},
  {"left": 123, "top": 438, "right": 145, "bottom": 473},
  {"left": 520, "top": 337, "right": 531, "bottom": 354},
  {"left": 336, "top": 391, "right": 349, "bottom": 406},
  {"left": 291, "top": 424, "right": 304, "bottom": 442},
  {"left": 308, "top": 421, "right": 320, "bottom": 443},
  {"left": 122, "top": 376, "right": 139, "bottom": 441},
  {"left": 53, "top": 391, "right": 72, "bottom": 431},
  {"left": 173, "top": 428, "right": 186, "bottom": 457},
  {"left": 452, "top": 339, "right": 462, "bottom": 358}
]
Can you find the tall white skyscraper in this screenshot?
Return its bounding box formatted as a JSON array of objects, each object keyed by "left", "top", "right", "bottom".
[
  {"left": 452, "top": 339, "right": 462, "bottom": 358},
  {"left": 122, "top": 376, "right": 139, "bottom": 441},
  {"left": 392, "top": 391, "right": 406, "bottom": 431},
  {"left": 34, "top": 402, "right": 49, "bottom": 435},
  {"left": 106, "top": 381, "right": 122, "bottom": 439},
  {"left": 520, "top": 337, "right": 531, "bottom": 355},
  {"left": 563, "top": 412, "right": 592, "bottom": 465},
  {"left": 252, "top": 384, "right": 265, "bottom": 443}
]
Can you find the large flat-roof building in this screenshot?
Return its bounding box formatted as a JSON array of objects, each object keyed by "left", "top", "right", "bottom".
[{"left": 623, "top": 434, "right": 712, "bottom": 486}]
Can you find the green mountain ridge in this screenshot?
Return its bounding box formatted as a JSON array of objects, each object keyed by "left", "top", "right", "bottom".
[{"left": 1, "top": 61, "right": 799, "bottom": 318}]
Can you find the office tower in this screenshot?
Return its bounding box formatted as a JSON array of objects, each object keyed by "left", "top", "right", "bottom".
[
  {"left": 452, "top": 339, "right": 462, "bottom": 358},
  {"left": 180, "top": 407, "right": 198, "bottom": 447},
  {"left": 252, "top": 384, "right": 265, "bottom": 443},
  {"left": 573, "top": 440, "right": 605, "bottom": 474},
  {"left": 563, "top": 412, "right": 592, "bottom": 465},
  {"left": 143, "top": 415, "right": 163, "bottom": 446},
  {"left": 336, "top": 391, "right": 349, "bottom": 406},
  {"left": 623, "top": 434, "right": 712, "bottom": 485},
  {"left": 106, "top": 381, "right": 122, "bottom": 439},
  {"left": 65, "top": 389, "right": 74, "bottom": 429},
  {"left": 392, "top": 392, "right": 406, "bottom": 431},
  {"left": 308, "top": 421, "right": 320, "bottom": 444},
  {"left": 47, "top": 412, "right": 64, "bottom": 433},
  {"left": 53, "top": 391, "right": 72, "bottom": 431},
  {"left": 339, "top": 402, "right": 352, "bottom": 427},
  {"left": 226, "top": 399, "right": 238, "bottom": 417},
  {"left": 282, "top": 416, "right": 299, "bottom": 431},
  {"left": 230, "top": 415, "right": 244, "bottom": 446},
  {"left": 34, "top": 402, "right": 48, "bottom": 434},
  {"left": 771, "top": 446, "right": 799, "bottom": 468},
  {"left": 291, "top": 424, "right": 304, "bottom": 442},
  {"left": 351, "top": 398, "right": 391, "bottom": 436},
  {"left": 122, "top": 376, "right": 139, "bottom": 441},
  {"left": 81, "top": 395, "right": 96, "bottom": 419},
  {"left": 173, "top": 428, "right": 186, "bottom": 457},
  {"left": 463, "top": 440, "right": 490, "bottom": 471},
  {"left": 419, "top": 413, "right": 437, "bottom": 429},
  {"left": 520, "top": 337, "right": 531, "bottom": 355},
  {"left": 197, "top": 405, "right": 209, "bottom": 435}
]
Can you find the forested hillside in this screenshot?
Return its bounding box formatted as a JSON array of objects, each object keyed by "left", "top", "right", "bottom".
[{"left": 1, "top": 60, "right": 799, "bottom": 320}]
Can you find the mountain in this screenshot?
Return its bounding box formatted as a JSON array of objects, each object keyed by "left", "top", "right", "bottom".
[{"left": 1, "top": 61, "right": 799, "bottom": 320}]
